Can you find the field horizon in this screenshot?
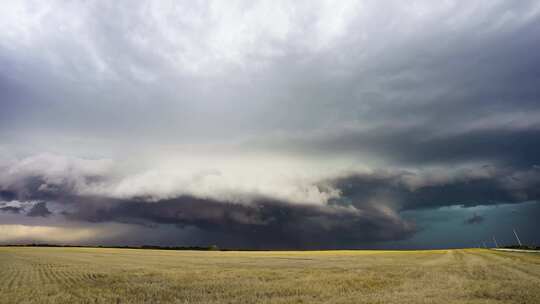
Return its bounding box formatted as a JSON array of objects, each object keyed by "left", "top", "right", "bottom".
[
  {"left": 0, "top": 243, "right": 489, "bottom": 251},
  {"left": 1, "top": 246, "right": 539, "bottom": 303}
]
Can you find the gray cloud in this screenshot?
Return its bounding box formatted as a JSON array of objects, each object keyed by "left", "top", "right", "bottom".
[
  {"left": 62, "top": 196, "right": 415, "bottom": 249},
  {"left": 0, "top": 154, "right": 415, "bottom": 248},
  {"left": 464, "top": 213, "right": 484, "bottom": 225},
  {"left": 26, "top": 202, "right": 52, "bottom": 217},
  {"left": 1, "top": 154, "right": 539, "bottom": 247},
  {"left": 1, "top": 1, "right": 539, "bottom": 247},
  {"left": 0, "top": 206, "right": 22, "bottom": 214},
  {"left": 258, "top": 122, "right": 540, "bottom": 168},
  {"left": 330, "top": 166, "right": 540, "bottom": 211},
  {"left": 1, "top": 1, "right": 539, "bottom": 153}
]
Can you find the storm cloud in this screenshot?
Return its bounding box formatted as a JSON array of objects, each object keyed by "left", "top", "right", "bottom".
[
  {"left": 26, "top": 202, "right": 52, "bottom": 217},
  {"left": 0, "top": 206, "right": 22, "bottom": 214},
  {"left": 464, "top": 213, "right": 484, "bottom": 225},
  {"left": 1, "top": 154, "right": 539, "bottom": 247},
  {"left": 1, "top": 1, "right": 539, "bottom": 248}
]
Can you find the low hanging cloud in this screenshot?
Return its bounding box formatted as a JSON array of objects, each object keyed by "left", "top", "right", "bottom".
[
  {"left": 62, "top": 196, "right": 415, "bottom": 249},
  {"left": 1, "top": 153, "right": 539, "bottom": 248},
  {"left": 26, "top": 202, "right": 52, "bottom": 217},
  {"left": 330, "top": 166, "right": 540, "bottom": 211},
  {"left": 0, "top": 154, "right": 416, "bottom": 248},
  {"left": 464, "top": 213, "right": 484, "bottom": 225},
  {"left": 0, "top": 206, "right": 22, "bottom": 214}
]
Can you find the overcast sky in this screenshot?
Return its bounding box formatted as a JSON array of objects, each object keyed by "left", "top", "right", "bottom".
[{"left": 1, "top": 0, "right": 539, "bottom": 249}]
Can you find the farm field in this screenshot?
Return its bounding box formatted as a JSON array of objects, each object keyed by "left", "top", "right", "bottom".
[{"left": 0, "top": 247, "right": 539, "bottom": 303}]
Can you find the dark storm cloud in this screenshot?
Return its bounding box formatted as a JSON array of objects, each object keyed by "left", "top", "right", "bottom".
[
  {"left": 330, "top": 166, "right": 540, "bottom": 211},
  {"left": 63, "top": 196, "right": 415, "bottom": 249},
  {"left": 0, "top": 190, "right": 16, "bottom": 201},
  {"left": 0, "top": 154, "right": 415, "bottom": 248},
  {"left": 1, "top": 154, "right": 539, "bottom": 248},
  {"left": 26, "top": 202, "right": 52, "bottom": 217},
  {"left": 1, "top": 1, "right": 540, "bottom": 247},
  {"left": 242, "top": 4, "right": 540, "bottom": 168},
  {"left": 0, "top": 206, "right": 23, "bottom": 214},
  {"left": 464, "top": 213, "right": 484, "bottom": 225},
  {"left": 268, "top": 124, "right": 540, "bottom": 168}
]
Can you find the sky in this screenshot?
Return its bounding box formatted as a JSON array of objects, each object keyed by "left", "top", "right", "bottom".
[{"left": 1, "top": 0, "right": 539, "bottom": 249}]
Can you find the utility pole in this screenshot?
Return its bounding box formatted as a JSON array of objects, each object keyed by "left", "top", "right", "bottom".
[
  {"left": 492, "top": 236, "right": 499, "bottom": 248},
  {"left": 513, "top": 228, "right": 522, "bottom": 246}
]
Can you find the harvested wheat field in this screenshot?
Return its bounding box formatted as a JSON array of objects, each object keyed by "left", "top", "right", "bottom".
[{"left": 0, "top": 247, "right": 539, "bottom": 304}]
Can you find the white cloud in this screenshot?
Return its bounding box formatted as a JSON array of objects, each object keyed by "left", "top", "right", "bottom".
[{"left": 1, "top": 153, "right": 347, "bottom": 205}]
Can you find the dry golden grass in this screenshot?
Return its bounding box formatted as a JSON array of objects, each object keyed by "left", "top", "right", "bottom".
[{"left": 0, "top": 247, "right": 539, "bottom": 303}]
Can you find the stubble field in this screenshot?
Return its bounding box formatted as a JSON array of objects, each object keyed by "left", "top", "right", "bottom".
[{"left": 0, "top": 247, "right": 539, "bottom": 303}]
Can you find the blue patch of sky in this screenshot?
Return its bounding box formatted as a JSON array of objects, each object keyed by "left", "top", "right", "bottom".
[{"left": 376, "top": 201, "right": 540, "bottom": 249}]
